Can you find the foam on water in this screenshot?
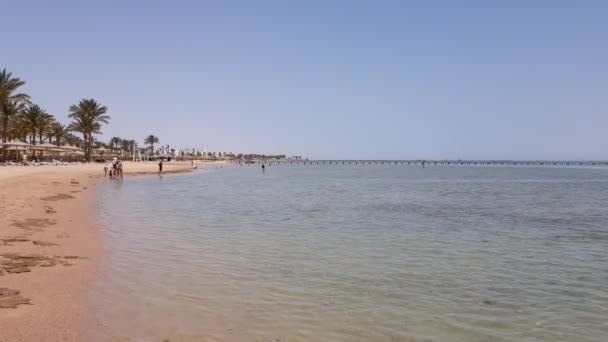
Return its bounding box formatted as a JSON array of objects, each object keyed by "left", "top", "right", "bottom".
[{"left": 94, "top": 165, "right": 608, "bottom": 341}]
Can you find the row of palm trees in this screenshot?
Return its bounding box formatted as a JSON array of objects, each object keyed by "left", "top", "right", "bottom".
[
  {"left": 107, "top": 136, "right": 138, "bottom": 158},
  {"left": 0, "top": 68, "right": 110, "bottom": 162},
  {"left": 101, "top": 135, "right": 164, "bottom": 159}
]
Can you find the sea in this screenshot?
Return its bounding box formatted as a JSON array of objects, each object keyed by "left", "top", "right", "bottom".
[{"left": 93, "top": 164, "right": 608, "bottom": 342}]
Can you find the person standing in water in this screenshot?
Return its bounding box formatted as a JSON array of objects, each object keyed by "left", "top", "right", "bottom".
[
  {"left": 112, "top": 158, "right": 118, "bottom": 176},
  {"left": 117, "top": 159, "right": 123, "bottom": 179},
  {"left": 109, "top": 159, "right": 116, "bottom": 179},
  {"left": 262, "top": 163, "right": 265, "bottom": 172},
  {"left": 159, "top": 160, "right": 163, "bottom": 174}
]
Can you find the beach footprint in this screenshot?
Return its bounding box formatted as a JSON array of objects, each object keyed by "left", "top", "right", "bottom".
[
  {"left": 0, "top": 288, "right": 31, "bottom": 308},
  {"left": 41, "top": 194, "right": 75, "bottom": 201}
]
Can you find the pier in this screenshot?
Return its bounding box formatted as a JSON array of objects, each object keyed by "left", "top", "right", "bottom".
[{"left": 234, "top": 160, "right": 608, "bottom": 167}]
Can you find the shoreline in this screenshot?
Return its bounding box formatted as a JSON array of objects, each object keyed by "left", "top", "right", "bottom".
[{"left": 0, "top": 161, "right": 195, "bottom": 341}]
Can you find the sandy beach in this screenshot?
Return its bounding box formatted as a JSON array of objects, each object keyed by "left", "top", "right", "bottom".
[{"left": 0, "top": 162, "right": 195, "bottom": 341}]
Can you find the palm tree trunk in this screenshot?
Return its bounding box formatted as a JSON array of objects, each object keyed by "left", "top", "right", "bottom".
[
  {"left": 87, "top": 133, "right": 93, "bottom": 163},
  {"left": 39, "top": 131, "right": 44, "bottom": 159},
  {"left": 88, "top": 133, "right": 91, "bottom": 162},
  {"left": 81, "top": 132, "right": 87, "bottom": 162},
  {"left": 31, "top": 132, "right": 36, "bottom": 159},
  {"left": 2, "top": 117, "right": 8, "bottom": 161},
  {"left": 87, "top": 133, "right": 93, "bottom": 162}
]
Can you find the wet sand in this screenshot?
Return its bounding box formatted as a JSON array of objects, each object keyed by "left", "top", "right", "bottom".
[{"left": 0, "top": 162, "right": 194, "bottom": 341}]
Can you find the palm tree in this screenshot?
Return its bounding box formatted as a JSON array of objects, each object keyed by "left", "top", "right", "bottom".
[
  {"left": 91, "top": 136, "right": 103, "bottom": 149},
  {"left": 21, "top": 104, "right": 51, "bottom": 158},
  {"left": 1, "top": 100, "right": 26, "bottom": 139},
  {"left": 0, "top": 68, "right": 30, "bottom": 113},
  {"left": 128, "top": 139, "right": 137, "bottom": 158},
  {"left": 48, "top": 122, "right": 69, "bottom": 146},
  {"left": 21, "top": 105, "right": 46, "bottom": 144},
  {"left": 37, "top": 112, "right": 55, "bottom": 143},
  {"left": 64, "top": 133, "right": 83, "bottom": 148},
  {"left": 120, "top": 138, "right": 133, "bottom": 157},
  {"left": 0, "top": 68, "right": 31, "bottom": 160},
  {"left": 9, "top": 114, "right": 29, "bottom": 142},
  {"left": 37, "top": 114, "right": 55, "bottom": 159},
  {"left": 68, "top": 99, "right": 109, "bottom": 162},
  {"left": 144, "top": 134, "right": 159, "bottom": 154},
  {"left": 109, "top": 136, "right": 122, "bottom": 155}
]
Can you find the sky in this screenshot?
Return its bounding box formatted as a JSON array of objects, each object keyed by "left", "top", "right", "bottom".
[{"left": 3, "top": 0, "right": 607, "bottom": 160}]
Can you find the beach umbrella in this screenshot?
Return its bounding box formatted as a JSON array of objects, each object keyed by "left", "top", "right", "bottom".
[
  {"left": 62, "top": 143, "right": 79, "bottom": 150},
  {"left": 93, "top": 146, "right": 110, "bottom": 156},
  {"left": 63, "top": 144, "right": 82, "bottom": 156},
  {"left": 53, "top": 145, "right": 73, "bottom": 155},
  {"left": 30, "top": 142, "right": 58, "bottom": 150},
  {"left": 2, "top": 140, "right": 31, "bottom": 162},
  {"left": 2, "top": 145, "right": 28, "bottom": 151},
  {"left": 29, "top": 143, "right": 61, "bottom": 160},
  {"left": 2, "top": 139, "right": 30, "bottom": 148}
]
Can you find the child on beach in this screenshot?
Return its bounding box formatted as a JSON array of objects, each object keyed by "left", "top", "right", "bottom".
[{"left": 103, "top": 163, "right": 109, "bottom": 177}]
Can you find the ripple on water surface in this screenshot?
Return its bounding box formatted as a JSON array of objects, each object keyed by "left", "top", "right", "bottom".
[{"left": 94, "top": 165, "right": 608, "bottom": 341}]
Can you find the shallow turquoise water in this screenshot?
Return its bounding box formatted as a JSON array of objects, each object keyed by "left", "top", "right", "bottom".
[{"left": 94, "top": 164, "right": 608, "bottom": 341}]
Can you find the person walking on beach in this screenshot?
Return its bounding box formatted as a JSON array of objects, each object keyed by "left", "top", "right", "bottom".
[
  {"left": 103, "top": 162, "right": 109, "bottom": 177},
  {"left": 159, "top": 160, "right": 163, "bottom": 174}
]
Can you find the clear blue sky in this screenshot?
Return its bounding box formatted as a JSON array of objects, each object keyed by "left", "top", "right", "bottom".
[{"left": 3, "top": 0, "right": 607, "bottom": 160}]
